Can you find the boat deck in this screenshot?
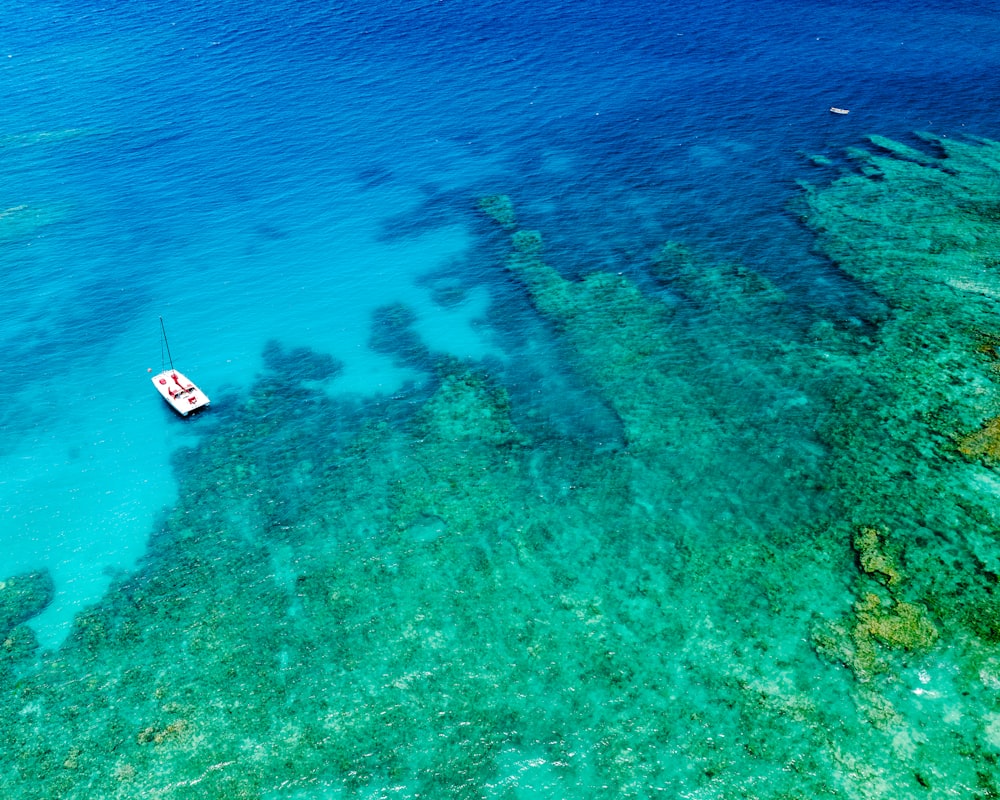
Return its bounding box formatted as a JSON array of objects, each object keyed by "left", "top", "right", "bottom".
[{"left": 152, "top": 369, "right": 211, "bottom": 416}]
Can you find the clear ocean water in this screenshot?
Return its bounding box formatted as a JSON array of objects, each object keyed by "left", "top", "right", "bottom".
[{"left": 3, "top": 0, "right": 1000, "bottom": 796}]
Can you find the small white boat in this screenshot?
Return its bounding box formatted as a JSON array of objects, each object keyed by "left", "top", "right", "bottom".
[
  {"left": 151, "top": 317, "right": 210, "bottom": 416},
  {"left": 151, "top": 368, "right": 210, "bottom": 416},
  {"left": 829, "top": 106, "right": 850, "bottom": 115}
]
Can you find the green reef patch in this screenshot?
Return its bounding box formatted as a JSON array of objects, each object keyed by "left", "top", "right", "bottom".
[
  {"left": 6, "top": 138, "right": 1000, "bottom": 798},
  {"left": 0, "top": 570, "right": 53, "bottom": 672}
]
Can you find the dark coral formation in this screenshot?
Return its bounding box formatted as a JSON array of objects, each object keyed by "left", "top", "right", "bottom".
[
  {"left": 476, "top": 193, "right": 517, "bottom": 231},
  {"left": 0, "top": 570, "right": 54, "bottom": 638},
  {"left": 261, "top": 339, "right": 343, "bottom": 383},
  {"left": 368, "top": 301, "right": 434, "bottom": 369},
  {"left": 0, "top": 570, "right": 53, "bottom": 673},
  {"left": 0, "top": 624, "right": 40, "bottom": 667}
]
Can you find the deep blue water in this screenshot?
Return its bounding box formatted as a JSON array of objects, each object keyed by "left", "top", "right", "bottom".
[{"left": 2, "top": 0, "right": 999, "bottom": 641}]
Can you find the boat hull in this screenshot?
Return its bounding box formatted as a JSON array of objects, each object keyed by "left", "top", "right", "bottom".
[{"left": 152, "top": 369, "right": 210, "bottom": 416}]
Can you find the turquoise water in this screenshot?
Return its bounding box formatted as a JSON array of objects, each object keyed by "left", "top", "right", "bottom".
[{"left": 4, "top": 1, "right": 1000, "bottom": 796}]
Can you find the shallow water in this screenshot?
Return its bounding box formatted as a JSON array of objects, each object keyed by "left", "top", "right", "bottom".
[{"left": 3, "top": 1, "right": 1000, "bottom": 796}]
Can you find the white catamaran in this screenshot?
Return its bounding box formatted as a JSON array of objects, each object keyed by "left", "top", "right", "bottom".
[{"left": 150, "top": 317, "right": 210, "bottom": 416}]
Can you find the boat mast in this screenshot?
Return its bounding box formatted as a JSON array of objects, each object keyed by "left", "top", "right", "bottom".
[{"left": 159, "top": 316, "right": 176, "bottom": 372}]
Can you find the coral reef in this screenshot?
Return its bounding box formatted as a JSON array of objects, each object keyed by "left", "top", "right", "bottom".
[
  {"left": 476, "top": 193, "right": 517, "bottom": 230},
  {"left": 0, "top": 230, "right": 848, "bottom": 797},
  {"left": 853, "top": 526, "right": 901, "bottom": 587},
  {"left": 7, "top": 134, "right": 1000, "bottom": 798},
  {"left": 483, "top": 199, "right": 832, "bottom": 544},
  {"left": 815, "top": 525, "right": 937, "bottom": 684},
  {"left": 0, "top": 624, "right": 39, "bottom": 667},
  {"left": 261, "top": 339, "right": 343, "bottom": 383},
  {"left": 800, "top": 138, "right": 1000, "bottom": 783},
  {"left": 368, "top": 301, "right": 434, "bottom": 369},
  {"left": 815, "top": 524, "right": 940, "bottom": 684},
  {"left": 815, "top": 592, "right": 937, "bottom": 686},
  {"left": 0, "top": 570, "right": 54, "bottom": 637},
  {"left": 801, "top": 135, "right": 1000, "bottom": 609},
  {"left": 957, "top": 414, "right": 1000, "bottom": 462},
  {"left": 854, "top": 593, "right": 937, "bottom": 652}
]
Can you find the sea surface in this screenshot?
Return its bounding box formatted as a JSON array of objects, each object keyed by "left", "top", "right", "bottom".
[{"left": 3, "top": 0, "right": 1000, "bottom": 796}]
